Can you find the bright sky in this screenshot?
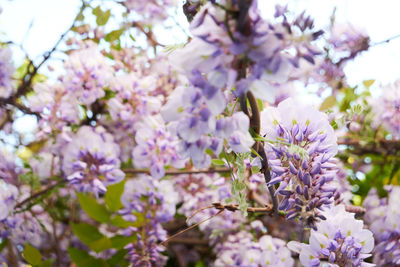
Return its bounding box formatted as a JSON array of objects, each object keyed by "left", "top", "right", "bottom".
[{"left": 1, "top": 0, "right": 400, "bottom": 85}]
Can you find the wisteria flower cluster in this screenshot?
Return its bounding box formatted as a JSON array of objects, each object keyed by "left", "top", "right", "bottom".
[
  {"left": 1, "top": 0, "right": 400, "bottom": 266},
  {"left": 288, "top": 205, "right": 374, "bottom": 266},
  {"left": 261, "top": 98, "right": 339, "bottom": 227},
  {"left": 364, "top": 186, "right": 400, "bottom": 265}
]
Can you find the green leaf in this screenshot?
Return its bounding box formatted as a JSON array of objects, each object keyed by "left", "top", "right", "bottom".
[
  {"left": 320, "top": 95, "right": 336, "bottom": 111},
  {"left": 23, "top": 243, "right": 42, "bottom": 266},
  {"left": 93, "top": 6, "right": 111, "bottom": 26},
  {"left": 105, "top": 180, "right": 125, "bottom": 212},
  {"left": 68, "top": 247, "right": 109, "bottom": 267},
  {"left": 77, "top": 193, "right": 111, "bottom": 223},
  {"left": 110, "top": 235, "right": 136, "bottom": 249},
  {"left": 0, "top": 239, "right": 8, "bottom": 252},
  {"left": 39, "top": 259, "right": 55, "bottom": 267},
  {"left": 363, "top": 79, "right": 375, "bottom": 88},
  {"left": 105, "top": 29, "right": 124, "bottom": 42},
  {"left": 68, "top": 247, "right": 92, "bottom": 265},
  {"left": 107, "top": 249, "right": 129, "bottom": 266},
  {"left": 71, "top": 223, "right": 112, "bottom": 253},
  {"left": 257, "top": 98, "right": 264, "bottom": 112},
  {"left": 71, "top": 223, "right": 104, "bottom": 245},
  {"left": 211, "top": 159, "right": 226, "bottom": 166},
  {"left": 90, "top": 236, "right": 111, "bottom": 253},
  {"left": 110, "top": 215, "right": 137, "bottom": 228}
]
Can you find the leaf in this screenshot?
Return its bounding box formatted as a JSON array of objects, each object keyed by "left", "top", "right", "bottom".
[
  {"left": 23, "top": 243, "right": 42, "bottom": 266},
  {"left": 90, "top": 236, "right": 111, "bottom": 253},
  {"left": 105, "top": 29, "right": 124, "bottom": 42},
  {"left": 211, "top": 159, "right": 226, "bottom": 166},
  {"left": 68, "top": 247, "right": 109, "bottom": 267},
  {"left": 320, "top": 95, "right": 336, "bottom": 111},
  {"left": 39, "top": 259, "right": 55, "bottom": 267},
  {"left": 110, "top": 235, "right": 137, "bottom": 250},
  {"left": 77, "top": 193, "right": 111, "bottom": 223},
  {"left": 93, "top": 6, "right": 111, "bottom": 26},
  {"left": 110, "top": 215, "right": 137, "bottom": 228},
  {"left": 71, "top": 223, "right": 104, "bottom": 245},
  {"left": 68, "top": 247, "right": 92, "bottom": 265},
  {"left": 363, "top": 79, "right": 375, "bottom": 88},
  {"left": 105, "top": 180, "right": 125, "bottom": 212},
  {"left": 107, "top": 249, "right": 129, "bottom": 266}
]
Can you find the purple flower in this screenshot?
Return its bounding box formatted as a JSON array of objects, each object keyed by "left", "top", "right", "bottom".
[
  {"left": 260, "top": 98, "right": 338, "bottom": 227},
  {"left": 62, "top": 126, "right": 124, "bottom": 196},
  {"left": 288, "top": 205, "right": 374, "bottom": 267},
  {"left": 0, "top": 47, "right": 14, "bottom": 98}
]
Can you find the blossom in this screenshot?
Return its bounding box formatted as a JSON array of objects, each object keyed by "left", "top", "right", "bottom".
[
  {"left": 63, "top": 41, "right": 113, "bottom": 106},
  {"left": 364, "top": 186, "right": 400, "bottom": 265},
  {"left": 0, "top": 149, "right": 22, "bottom": 184},
  {"left": 120, "top": 176, "right": 178, "bottom": 266},
  {"left": 214, "top": 231, "right": 294, "bottom": 267},
  {"left": 260, "top": 98, "right": 339, "bottom": 227},
  {"left": 62, "top": 126, "right": 124, "bottom": 196},
  {"left": 0, "top": 47, "right": 14, "bottom": 98},
  {"left": 132, "top": 115, "right": 186, "bottom": 179},
  {"left": 288, "top": 204, "right": 374, "bottom": 267},
  {"left": 173, "top": 173, "right": 245, "bottom": 237},
  {"left": 0, "top": 180, "right": 18, "bottom": 221},
  {"left": 371, "top": 81, "right": 400, "bottom": 139}
]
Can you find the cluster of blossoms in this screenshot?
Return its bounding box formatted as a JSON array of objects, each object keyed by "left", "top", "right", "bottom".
[
  {"left": 364, "top": 186, "right": 400, "bottom": 265},
  {"left": 132, "top": 116, "right": 185, "bottom": 178},
  {"left": 63, "top": 41, "right": 114, "bottom": 106},
  {"left": 119, "top": 175, "right": 178, "bottom": 266},
  {"left": 62, "top": 126, "right": 125, "bottom": 196},
  {"left": 164, "top": 2, "right": 324, "bottom": 168},
  {"left": 124, "top": 0, "right": 176, "bottom": 24},
  {"left": 371, "top": 81, "right": 400, "bottom": 139},
  {"left": 260, "top": 98, "right": 339, "bottom": 227},
  {"left": 173, "top": 173, "right": 245, "bottom": 238},
  {"left": 0, "top": 47, "right": 14, "bottom": 98},
  {"left": 0, "top": 149, "right": 22, "bottom": 184},
  {"left": 214, "top": 230, "right": 294, "bottom": 266},
  {"left": 288, "top": 204, "right": 374, "bottom": 266},
  {"left": 28, "top": 82, "right": 80, "bottom": 132}
]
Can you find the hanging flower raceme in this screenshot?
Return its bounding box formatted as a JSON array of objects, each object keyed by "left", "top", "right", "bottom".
[
  {"left": 119, "top": 176, "right": 178, "bottom": 266},
  {"left": 371, "top": 81, "right": 400, "bottom": 139},
  {"left": 62, "top": 126, "right": 125, "bottom": 196},
  {"left": 260, "top": 98, "right": 339, "bottom": 227},
  {"left": 214, "top": 230, "right": 294, "bottom": 267},
  {"left": 364, "top": 186, "right": 400, "bottom": 265},
  {"left": 0, "top": 47, "right": 14, "bottom": 98},
  {"left": 288, "top": 205, "right": 374, "bottom": 267}
]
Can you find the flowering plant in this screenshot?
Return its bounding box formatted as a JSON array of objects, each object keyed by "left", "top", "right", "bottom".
[{"left": 0, "top": 0, "right": 399, "bottom": 266}]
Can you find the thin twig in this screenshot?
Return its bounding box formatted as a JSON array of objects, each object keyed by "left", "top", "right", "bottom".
[
  {"left": 160, "top": 210, "right": 225, "bottom": 246},
  {"left": 15, "top": 180, "right": 65, "bottom": 209},
  {"left": 371, "top": 33, "right": 400, "bottom": 46}
]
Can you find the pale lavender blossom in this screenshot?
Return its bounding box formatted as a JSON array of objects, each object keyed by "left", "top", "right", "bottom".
[
  {"left": 132, "top": 115, "right": 186, "bottom": 179},
  {"left": 62, "top": 126, "right": 124, "bottom": 196},
  {"left": 364, "top": 186, "right": 400, "bottom": 265},
  {"left": 288, "top": 204, "right": 374, "bottom": 267},
  {"left": 371, "top": 81, "right": 400, "bottom": 139},
  {"left": 214, "top": 231, "right": 294, "bottom": 267},
  {"left": 0, "top": 149, "right": 22, "bottom": 185},
  {"left": 63, "top": 41, "right": 113, "bottom": 106},
  {"left": 120, "top": 176, "right": 178, "bottom": 266},
  {"left": 0, "top": 47, "right": 14, "bottom": 98},
  {"left": 260, "top": 98, "right": 339, "bottom": 227}
]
